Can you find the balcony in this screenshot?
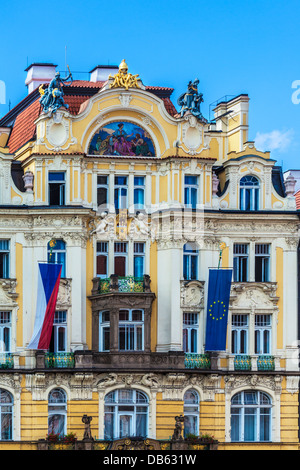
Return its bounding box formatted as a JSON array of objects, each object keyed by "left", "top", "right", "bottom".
[
  {"left": 185, "top": 353, "right": 211, "bottom": 370},
  {"left": 36, "top": 352, "right": 75, "bottom": 369},
  {"left": 232, "top": 355, "right": 276, "bottom": 371},
  {"left": 0, "top": 353, "right": 14, "bottom": 370},
  {"left": 94, "top": 274, "right": 152, "bottom": 295}
]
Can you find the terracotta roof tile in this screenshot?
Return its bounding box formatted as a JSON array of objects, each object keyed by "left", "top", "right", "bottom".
[
  {"left": 295, "top": 190, "right": 300, "bottom": 210},
  {"left": 8, "top": 98, "right": 41, "bottom": 153}
]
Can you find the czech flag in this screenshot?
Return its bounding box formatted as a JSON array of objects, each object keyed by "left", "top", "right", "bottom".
[
  {"left": 28, "top": 263, "right": 62, "bottom": 350},
  {"left": 205, "top": 268, "right": 232, "bottom": 351}
]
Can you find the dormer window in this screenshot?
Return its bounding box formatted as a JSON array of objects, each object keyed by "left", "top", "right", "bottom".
[{"left": 240, "top": 175, "right": 259, "bottom": 211}]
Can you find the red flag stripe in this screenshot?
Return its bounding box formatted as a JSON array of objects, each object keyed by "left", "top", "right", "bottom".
[{"left": 38, "top": 267, "right": 62, "bottom": 350}]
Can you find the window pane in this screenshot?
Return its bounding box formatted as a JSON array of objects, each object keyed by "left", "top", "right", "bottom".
[
  {"left": 244, "top": 409, "right": 256, "bottom": 441},
  {"left": 134, "top": 256, "right": 144, "bottom": 278},
  {"left": 231, "top": 409, "right": 241, "bottom": 441},
  {"left": 97, "top": 255, "right": 107, "bottom": 276},
  {"left": 115, "top": 256, "right": 126, "bottom": 277}
]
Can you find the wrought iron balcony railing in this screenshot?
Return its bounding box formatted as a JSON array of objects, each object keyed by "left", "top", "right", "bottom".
[
  {"left": 45, "top": 352, "right": 75, "bottom": 369},
  {"left": 0, "top": 353, "right": 14, "bottom": 369},
  {"left": 185, "top": 353, "right": 211, "bottom": 370}
]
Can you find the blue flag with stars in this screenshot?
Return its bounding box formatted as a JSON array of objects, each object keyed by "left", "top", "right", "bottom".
[{"left": 205, "top": 268, "right": 232, "bottom": 351}]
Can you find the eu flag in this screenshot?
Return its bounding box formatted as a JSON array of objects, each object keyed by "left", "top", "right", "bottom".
[{"left": 205, "top": 268, "right": 232, "bottom": 351}]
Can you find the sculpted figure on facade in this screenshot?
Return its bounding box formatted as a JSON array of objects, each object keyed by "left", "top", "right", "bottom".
[
  {"left": 109, "top": 59, "right": 140, "bottom": 91},
  {"left": 39, "top": 67, "right": 73, "bottom": 114},
  {"left": 177, "top": 79, "right": 204, "bottom": 119}
]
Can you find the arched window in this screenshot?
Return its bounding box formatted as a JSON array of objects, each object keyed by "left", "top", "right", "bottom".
[
  {"left": 184, "top": 389, "right": 199, "bottom": 437},
  {"left": 47, "top": 240, "right": 66, "bottom": 278},
  {"left": 183, "top": 243, "right": 198, "bottom": 281},
  {"left": 240, "top": 175, "right": 260, "bottom": 211},
  {"left": 0, "top": 389, "right": 13, "bottom": 440},
  {"left": 104, "top": 389, "right": 149, "bottom": 440},
  {"left": 231, "top": 390, "right": 272, "bottom": 442},
  {"left": 48, "top": 388, "right": 67, "bottom": 436}
]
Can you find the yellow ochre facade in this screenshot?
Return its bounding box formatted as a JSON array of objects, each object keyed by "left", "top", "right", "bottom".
[{"left": 0, "top": 60, "right": 298, "bottom": 450}]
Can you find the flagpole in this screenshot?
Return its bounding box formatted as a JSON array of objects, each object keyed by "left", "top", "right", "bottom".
[{"left": 218, "top": 242, "right": 227, "bottom": 269}]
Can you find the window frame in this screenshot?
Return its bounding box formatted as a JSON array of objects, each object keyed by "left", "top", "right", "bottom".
[
  {"left": 0, "top": 240, "right": 10, "bottom": 279},
  {"left": 97, "top": 175, "right": 109, "bottom": 209},
  {"left": 233, "top": 243, "right": 249, "bottom": 282},
  {"left": 254, "top": 314, "right": 272, "bottom": 355},
  {"left": 47, "top": 239, "right": 66, "bottom": 278},
  {"left": 134, "top": 176, "right": 145, "bottom": 210},
  {"left": 48, "top": 172, "right": 66, "bottom": 206},
  {"left": 183, "top": 243, "right": 199, "bottom": 281},
  {"left": 118, "top": 309, "right": 144, "bottom": 352},
  {"left": 134, "top": 242, "right": 145, "bottom": 278},
  {"left": 255, "top": 244, "right": 271, "bottom": 282},
  {"left": 231, "top": 314, "right": 249, "bottom": 354},
  {"left": 114, "top": 242, "right": 128, "bottom": 277},
  {"left": 183, "top": 312, "right": 199, "bottom": 354},
  {"left": 0, "top": 311, "right": 11, "bottom": 353},
  {"left": 239, "top": 175, "right": 260, "bottom": 211},
  {"left": 104, "top": 389, "right": 149, "bottom": 440},
  {"left": 99, "top": 310, "right": 110, "bottom": 352},
  {"left": 48, "top": 388, "right": 67, "bottom": 437},
  {"left": 184, "top": 175, "right": 198, "bottom": 209},
  {"left": 230, "top": 390, "right": 272, "bottom": 442},
  {"left": 183, "top": 389, "right": 199, "bottom": 438},
  {"left": 114, "top": 176, "right": 128, "bottom": 210}
]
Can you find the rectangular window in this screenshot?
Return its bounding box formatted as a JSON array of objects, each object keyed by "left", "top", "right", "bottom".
[
  {"left": 49, "top": 311, "right": 67, "bottom": 353},
  {"left": 0, "top": 240, "right": 10, "bottom": 279},
  {"left": 183, "top": 243, "right": 198, "bottom": 280},
  {"left": 97, "top": 242, "right": 108, "bottom": 278},
  {"left": 255, "top": 315, "right": 271, "bottom": 355},
  {"left": 134, "top": 242, "right": 145, "bottom": 278},
  {"left": 134, "top": 177, "right": 145, "bottom": 209},
  {"left": 233, "top": 244, "right": 249, "bottom": 282},
  {"left": 48, "top": 240, "right": 66, "bottom": 278},
  {"left": 99, "top": 311, "right": 110, "bottom": 352},
  {"left": 0, "top": 311, "right": 11, "bottom": 352},
  {"left": 114, "top": 242, "right": 128, "bottom": 277},
  {"left": 184, "top": 175, "right": 198, "bottom": 209},
  {"left": 183, "top": 313, "right": 199, "bottom": 353},
  {"left": 119, "top": 309, "right": 144, "bottom": 351},
  {"left": 255, "top": 244, "right": 270, "bottom": 282},
  {"left": 114, "top": 176, "right": 128, "bottom": 210},
  {"left": 97, "top": 175, "right": 108, "bottom": 208},
  {"left": 231, "top": 315, "right": 248, "bottom": 354},
  {"left": 49, "top": 172, "right": 66, "bottom": 206}
]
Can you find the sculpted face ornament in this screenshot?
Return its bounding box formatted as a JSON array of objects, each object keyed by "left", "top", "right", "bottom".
[{"left": 109, "top": 59, "right": 141, "bottom": 91}]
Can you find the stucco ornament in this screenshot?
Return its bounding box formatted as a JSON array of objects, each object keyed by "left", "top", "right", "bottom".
[
  {"left": 39, "top": 66, "right": 73, "bottom": 114},
  {"left": 177, "top": 79, "right": 204, "bottom": 119}
]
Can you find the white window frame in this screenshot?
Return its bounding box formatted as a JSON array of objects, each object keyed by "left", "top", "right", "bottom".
[
  {"left": 99, "top": 311, "right": 110, "bottom": 352},
  {"left": 184, "top": 175, "right": 198, "bottom": 209},
  {"left": 183, "top": 312, "right": 199, "bottom": 353},
  {"left": 119, "top": 309, "right": 144, "bottom": 351},
  {"left": 254, "top": 314, "right": 272, "bottom": 355},
  {"left": 231, "top": 314, "right": 249, "bottom": 354},
  {"left": 231, "top": 390, "right": 272, "bottom": 442},
  {"left": 104, "top": 389, "right": 149, "bottom": 440},
  {"left": 51, "top": 311, "right": 67, "bottom": 353}
]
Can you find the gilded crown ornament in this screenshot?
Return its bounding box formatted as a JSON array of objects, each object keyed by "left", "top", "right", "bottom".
[{"left": 109, "top": 59, "right": 140, "bottom": 91}]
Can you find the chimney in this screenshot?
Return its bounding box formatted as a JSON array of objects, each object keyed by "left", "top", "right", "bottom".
[
  {"left": 89, "top": 65, "right": 119, "bottom": 83},
  {"left": 25, "top": 63, "right": 57, "bottom": 94}
]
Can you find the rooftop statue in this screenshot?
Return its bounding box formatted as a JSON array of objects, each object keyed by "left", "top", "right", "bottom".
[
  {"left": 109, "top": 59, "right": 140, "bottom": 91},
  {"left": 39, "top": 66, "right": 73, "bottom": 114},
  {"left": 177, "top": 78, "right": 204, "bottom": 119}
]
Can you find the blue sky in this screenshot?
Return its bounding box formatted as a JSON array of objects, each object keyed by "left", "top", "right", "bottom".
[{"left": 0, "top": 0, "right": 299, "bottom": 170}]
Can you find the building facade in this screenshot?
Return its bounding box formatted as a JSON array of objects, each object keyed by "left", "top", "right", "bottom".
[{"left": 0, "top": 61, "right": 298, "bottom": 449}]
